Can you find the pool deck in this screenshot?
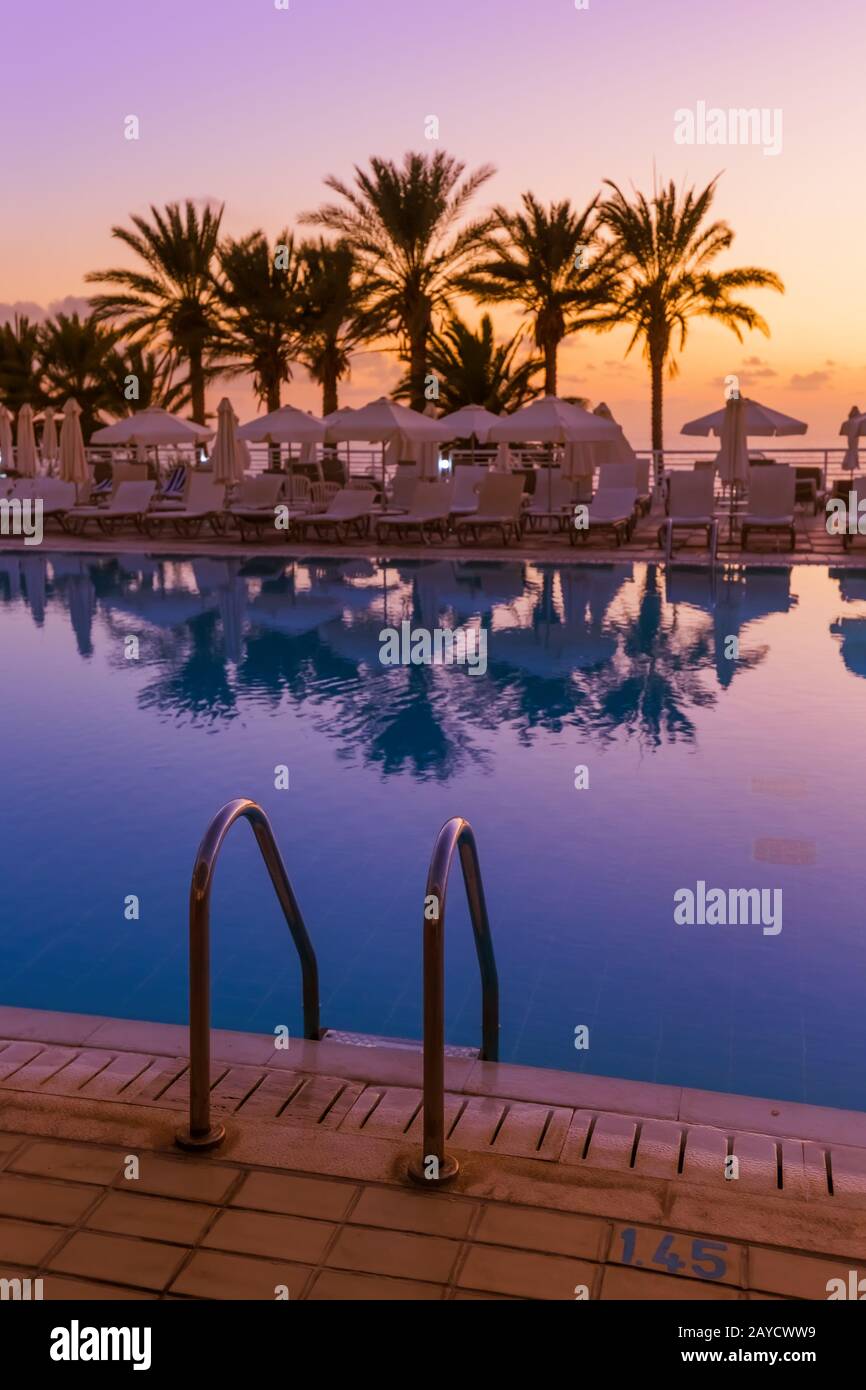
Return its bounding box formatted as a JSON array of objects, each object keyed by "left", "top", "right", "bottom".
[
  {"left": 1, "top": 1006, "right": 865, "bottom": 1300},
  {"left": 3, "top": 495, "right": 866, "bottom": 567}
]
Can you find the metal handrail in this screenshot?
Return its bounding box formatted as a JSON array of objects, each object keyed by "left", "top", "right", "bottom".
[
  {"left": 409, "top": 817, "right": 499, "bottom": 1186},
  {"left": 176, "top": 797, "right": 320, "bottom": 1150}
]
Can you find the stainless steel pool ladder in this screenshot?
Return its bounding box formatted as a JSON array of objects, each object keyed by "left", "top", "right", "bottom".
[
  {"left": 176, "top": 797, "right": 320, "bottom": 1150},
  {"left": 408, "top": 816, "right": 499, "bottom": 1186}
]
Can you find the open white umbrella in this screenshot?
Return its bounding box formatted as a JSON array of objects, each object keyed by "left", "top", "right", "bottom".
[
  {"left": 90, "top": 408, "right": 213, "bottom": 447},
  {"left": 59, "top": 399, "right": 89, "bottom": 484},
  {"left": 325, "top": 396, "right": 450, "bottom": 495},
  {"left": 210, "top": 398, "right": 246, "bottom": 484},
  {"left": 15, "top": 404, "right": 38, "bottom": 477},
  {"left": 490, "top": 395, "right": 620, "bottom": 510},
  {"left": 0, "top": 404, "right": 13, "bottom": 473},
  {"left": 438, "top": 404, "right": 500, "bottom": 444},
  {"left": 237, "top": 404, "right": 325, "bottom": 445},
  {"left": 41, "top": 407, "right": 59, "bottom": 469},
  {"left": 681, "top": 397, "right": 807, "bottom": 438}
]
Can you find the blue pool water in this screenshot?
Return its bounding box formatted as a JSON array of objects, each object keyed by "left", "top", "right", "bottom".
[{"left": 2, "top": 552, "right": 865, "bottom": 1110}]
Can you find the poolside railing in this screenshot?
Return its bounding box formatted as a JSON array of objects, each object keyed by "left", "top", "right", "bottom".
[
  {"left": 176, "top": 797, "right": 320, "bottom": 1151},
  {"left": 408, "top": 816, "right": 499, "bottom": 1187}
]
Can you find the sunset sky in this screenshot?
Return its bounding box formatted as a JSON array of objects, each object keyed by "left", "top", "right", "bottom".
[{"left": 2, "top": 0, "right": 864, "bottom": 446}]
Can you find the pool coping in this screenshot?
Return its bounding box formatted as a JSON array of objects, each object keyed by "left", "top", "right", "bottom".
[{"left": 2, "top": 1004, "right": 864, "bottom": 1151}]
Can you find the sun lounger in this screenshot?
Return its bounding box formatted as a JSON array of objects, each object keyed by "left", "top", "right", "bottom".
[
  {"left": 223, "top": 475, "right": 287, "bottom": 541},
  {"left": 381, "top": 471, "right": 418, "bottom": 515},
  {"left": 454, "top": 473, "right": 525, "bottom": 545},
  {"left": 294, "top": 487, "right": 376, "bottom": 542},
  {"left": 599, "top": 461, "right": 651, "bottom": 517},
  {"left": 523, "top": 475, "right": 574, "bottom": 532},
  {"left": 741, "top": 465, "right": 796, "bottom": 550},
  {"left": 152, "top": 464, "right": 188, "bottom": 509},
  {"left": 658, "top": 469, "right": 718, "bottom": 557},
  {"left": 375, "top": 481, "right": 454, "bottom": 544},
  {"left": 65, "top": 481, "right": 157, "bottom": 536},
  {"left": 569, "top": 486, "right": 637, "bottom": 547},
  {"left": 448, "top": 464, "right": 489, "bottom": 518},
  {"left": 144, "top": 474, "right": 226, "bottom": 537}
]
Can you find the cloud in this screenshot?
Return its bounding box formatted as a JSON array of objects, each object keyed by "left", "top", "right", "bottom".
[
  {"left": 0, "top": 295, "right": 92, "bottom": 328},
  {"left": 790, "top": 371, "right": 831, "bottom": 390}
]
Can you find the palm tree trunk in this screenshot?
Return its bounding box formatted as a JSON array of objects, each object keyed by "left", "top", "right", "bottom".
[
  {"left": 409, "top": 331, "right": 428, "bottom": 413},
  {"left": 189, "top": 346, "right": 206, "bottom": 424},
  {"left": 544, "top": 341, "right": 557, "bottom": 397},
  {"left": 649, "top": 340, "right": 665, "bottom": 485},
  {"left": 322, "top": 374, "right": 338, "bottom": 418},
  {"left": 266, "top": 382, "right": 281, "bottom": 413}
]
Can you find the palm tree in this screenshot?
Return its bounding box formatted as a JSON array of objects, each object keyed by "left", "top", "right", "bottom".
[
  {"left": 39, "top": 312, "right": 119, "bottom": 435},
  {"left": 294, "top": 238, "right": 376, "bottom": 416},
  {"left": 216, "top": 230, "right": 304, "bottom": 411},
  {"left": 597, "top": 177, "right": 784, "bottom": 457},
  {"left": 101, "top": 342, "right": 192, "bottom": 417},
  {"left": 302, "top": 151, "right": 495, "bottom": 410},
  {"left": 459, "top": 193, "right": 615, "bottom": 397},
  {"left": 0, "top": 315, "right": 43, "bottom": 414},
  {"left": 394, "top": 312, "right": 542, "bottom": 413},
  {"left": 86, "top": 200, "right": 224, "bottom": 423}
]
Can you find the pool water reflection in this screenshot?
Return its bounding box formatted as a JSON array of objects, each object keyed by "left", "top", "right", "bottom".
[{"left": 1, "top": 553, "right": 865, "bottom": 1110}]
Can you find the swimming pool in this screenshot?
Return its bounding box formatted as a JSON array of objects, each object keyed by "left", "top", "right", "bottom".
[{"left": 2, "top": 553, "right": 865, "bottom": 1110}]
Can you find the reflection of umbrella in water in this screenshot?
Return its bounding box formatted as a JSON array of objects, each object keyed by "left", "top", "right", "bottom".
[
  {"left": 191, "top": 559, "right": 247, "bottom": 664},
  {"left": 20, "top": 554, "right": 47, "bottom": 624},
  {"left": 0, "top": 554, "right": 23, "bottom": 599},
  {"left": 829, "top": 567, "right": 866, "bottom": 604},
  {"left": 667, "top": 566, "right": 796, "bottom": 687},
  {"left": 830, "top": 617, "right": 866, "bottom": 679},
  {"left": 493, "top": 564, "right": 631, "bottom": 677},
  {"left": 67, "top": 574, "right": 97, "bottom": 656}
]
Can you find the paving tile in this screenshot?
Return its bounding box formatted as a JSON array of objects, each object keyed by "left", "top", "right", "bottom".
[
  {"left": 41, "top": 1275, "right": 159, "bottom": 1300},
  {"left": 0, "top": 1046, "right": 78, "bottom": 1090},
  {"left": 48, "top": 1231, "right": 187, "bottom": 1292},
  {"left": 667, "top": 1189, "right": 866, "bottom": 1262},
  {"left": 85, "top": 1019, "right": 190, "bottom": 1056},
  {"left": 348, "top": 1186, "right": 477, "bottom": 1239},
  {"left": 584, "top": 1113, "right": 638, "bottom": 1170},
  {"left": 0, "top": 1175, "right": 97, "bottom": 1226},
  {"left": 680, "top": 1088, "right": 866, "bottom": 1148},
  {"left": 749, "top": 1246, "right": 866, "bottom": 1299},
  {"left": 457, "top": 1244, "right": 597, "bottom": 1300},
  {"left": 491, "top": 1104, "right": 572, "bottom": 1161},
  {"left": 559, "top": 1110, "right": 594, "bottom": 1165},
  {"left": 828, "top": 1144, "right": 866, "bottom": 1207},
  {"left": 0, "top": 1134, "right": 22, "bottom": 1154},
  {"left": 231, "top": 1171, "right": 358, "bottom": 1222},
  {"left": 633, "top": 1119, "right": 683, "bottom": 1178},
  {"left": 0, "top": 1217, "right": 64, "bottom": 1264},
  {"left": 10, "top": 1142, "right": 126, "bottom": 1186},
  {"left": 281, "top": 1075, "right": 365, "bottom": 1129},
  {"left": 236, "top": 1070, "right": 306, "bottom": 1117},
  {"left": 474, "top": 1204, "right": 608, "bottom": 1260},
  {"left": 600, "top": 1265, "right": 741, "bottom": 1300},
  {"left": 150, "top": 1062, "right": 227, "bottom": 1111},
  {"left": 203, "top": 1209, "right": 334, "bottom": 1264},
  {"left": 86, "top": 1191, "right": 215, "bottom": 1245},
  {"left": 170, "top": 1249, "right": 310, "bottom": 1300},
  {"left": 120, "top": 1154, "right": 240, "bottom": 1204},
  {"left": 681, "top": 1126, "right": 728, "bottom": 1185},
  {"left": 39, "top": 1049, "right": 119, "bottom": 1095},
  {"left": 160, "top": 1064, "right": 263, "bottom": 1114},
  {"left": 118, "top": 1056, "right": 189, "bottom": 1103},
  {"left": 466, "top": 1060, "right": 680, "bottom": 1119},
  {"left": 0, "top": 1008, "right": 106, "bottom": 1046},
  {"left": 307, "top": 1269, "right": 445, "bottom": 1300},
  {"left": 448, "top": 1096, "right": 507, "bottom": 1148},
  {"left": 0, "top": 1043, "right": 44, "bottom": 1081},
  {"left": 78, "top": 1052, "right": 154, "bottom": 1099},
  {"left": 730, "top": 1132, "right": 781, "bottom": 1193},
  {"left": 326, "top": 1226, "right": 459, "bottom": 1283}
]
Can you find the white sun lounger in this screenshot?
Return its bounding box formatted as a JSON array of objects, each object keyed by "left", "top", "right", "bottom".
[
  {"left": 375, "top": 481, "right": 454, "bottom": 544},
  {"left": 66, "top": 481, "right": 157, "bottom": 536},
  {"left": 294, "top": 487, "right": 376, "bottom": 542},
  {"left": 523, "top": 475, "right": 574, "bottom": 531},
  {"left": 570, "top": 486, "right": 637, "bottom": 547},
  {"left": 144, "top": 473, "right": 226, "bottom": 537},
  {"left": 659, "top": 469, "right": 718, "bottom": 558},
  {"left": 741, "top": 465, "right": 796, "bottom": 551},
  {"left": 454, "top": 473, "right": 525, "bottom": 545},
  {"left": 448, "top": 464, "right": 489, "bottom": 518}
]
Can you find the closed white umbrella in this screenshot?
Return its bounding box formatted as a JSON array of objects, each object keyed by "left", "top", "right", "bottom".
[
  {"left": 90, "top": 408, "right": 213, "bottom": 447},
  {"left": 41, "top": 407, "right": 59, "bottom": 469},
  {"left": 59, "top": 398, "right": 89, "bottom": 485},
  {"left": 0, "top": 404, "right": 13, "bottom": 474},
  {"left": 715, "top": 395, "right": 750, "bottom": 489},
  {"left": 210, "top": 398, "right": 246, "bottom": 484},
  {"left": 840, "top": 406, "right": 864, "bottom": 472},
  {"left": 16, "top": 404, "right": 38, "bottom": 477}
]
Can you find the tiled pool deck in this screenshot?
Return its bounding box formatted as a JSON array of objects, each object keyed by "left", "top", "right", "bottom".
[
  {"left": 1, "top": 1007, "right": 864, "bottom": 1300},
  {"left": 2, "top": 492, "right": 866, "bottom": 566}
]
